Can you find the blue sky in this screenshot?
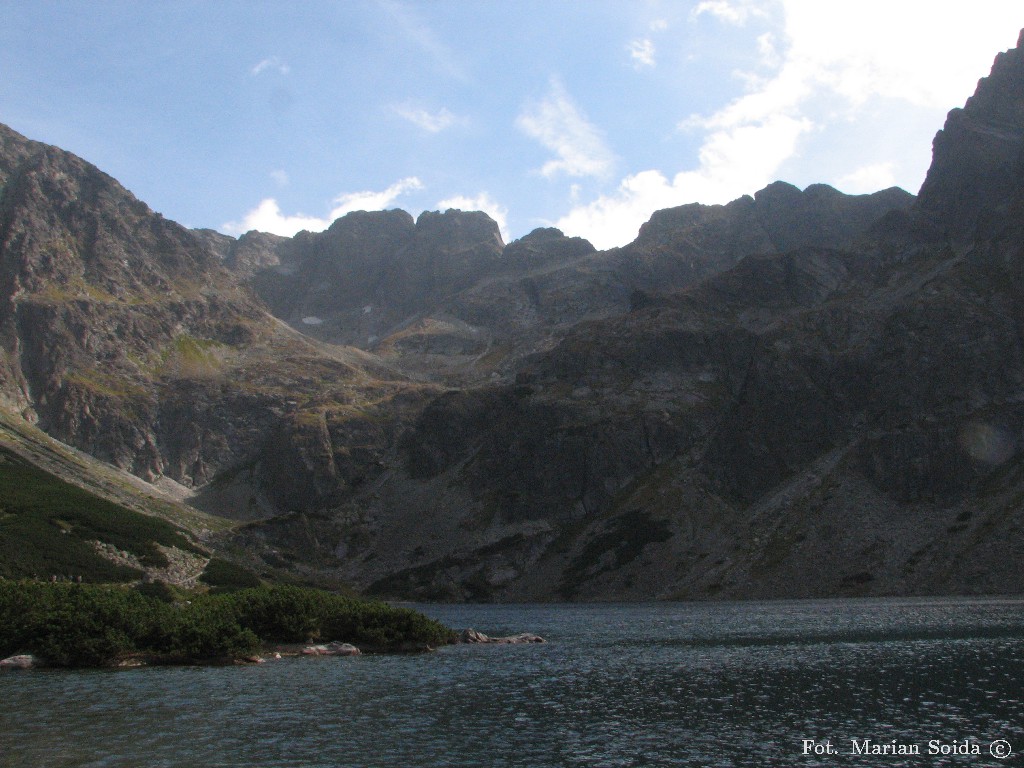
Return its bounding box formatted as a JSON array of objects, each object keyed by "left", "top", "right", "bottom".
[{"left": 2, "top": 1, "right": 1023, "bottom": 249}]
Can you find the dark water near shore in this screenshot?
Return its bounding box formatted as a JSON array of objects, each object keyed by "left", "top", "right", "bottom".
[{"left": 2, "top": 597, "right": 1024, "bottom": 767}]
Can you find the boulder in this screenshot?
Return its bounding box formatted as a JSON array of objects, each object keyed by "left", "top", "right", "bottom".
[
  {"left": 301, "top": 641, "right": 361, "bottom": 656},
  {"left": 459, "top": 628, "right": 545, "bottom": 644},
  {"left": 0, "top": 654, "right": 37, "bottom": 670}
]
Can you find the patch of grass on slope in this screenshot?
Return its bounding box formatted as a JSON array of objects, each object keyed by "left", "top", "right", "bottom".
[{"left": 0, "top": 447, "right": 202, "bottom": 582}]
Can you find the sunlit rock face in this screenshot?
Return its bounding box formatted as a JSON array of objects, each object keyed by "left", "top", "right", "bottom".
[
  {"left": 4, "top": 31, "right": 1024, "bottom": 602},
  {"left": 0, "top": 124, "right": 419, "bottom": 494}
]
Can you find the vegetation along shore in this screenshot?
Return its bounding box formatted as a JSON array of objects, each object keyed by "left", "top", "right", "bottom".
[{"left": 0, "top": 581, "right": 456, "bottom": 668}]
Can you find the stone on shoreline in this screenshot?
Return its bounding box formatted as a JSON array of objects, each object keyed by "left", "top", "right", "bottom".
[
  {"left": 0, "top": 654, "right": 38, "bottom": 670},
  {"left": 301, "top": 641, "right": 361, "bottom": 656},
  {"left": 459, "top": 629, "right": 545, "bottom": 644}
]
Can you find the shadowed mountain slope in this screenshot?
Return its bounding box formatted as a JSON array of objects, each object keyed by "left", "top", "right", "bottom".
[{"left": 2, "top": 30, "right": 1024, "bottom": 600}]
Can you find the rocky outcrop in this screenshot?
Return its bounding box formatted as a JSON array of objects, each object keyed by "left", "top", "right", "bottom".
[
  {"left": 615, "top": 182, "right": 914, "bottom": 293},
  {"left": 0, "top": 128, "right": 275, "bottom": 481},
  {"left": 301, "top": 641, "right": 361, "bottom": 656},
  {"left": 0, "top": 654, "right": 38, "bottom": 669},
  {"left": 500, "top": 227, "right": 595, "bottom": 270},
  {"left": 458, "top": 629, "right": 544, "bottom": 644},
  {"left": 917, "top": 29, "right": 1024, "bottom": 240},
  {"left": 0, "top": 124, "right": 419, "bottom": 499},
  {"left": 245, "top": 208, "right": 504, "bottom": 348}
]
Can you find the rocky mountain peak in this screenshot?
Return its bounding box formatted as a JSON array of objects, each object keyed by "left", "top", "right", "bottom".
[
  {"left": 501, "top": 227, "right": 595, "bottom": 269},
  {"left": 0, "top": 133, "right": 224, "bottom": 304},
  {"left": 324, "top": 208, "right": 416, "bottom": 243},
  {"left": 224, "top": 230, "right": 288, "bottom": 277},
  {"left": 916, "top": 28, "right": 1024, "bottom": 239},
  {"left": 414, "top": 208, "right": 504, "bottom": 253}
]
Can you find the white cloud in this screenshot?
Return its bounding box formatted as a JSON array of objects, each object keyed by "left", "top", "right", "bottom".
[
  {"left": 223, "top": 177, "right": 424, "bottom": 236},
  {"left": 222, "top": 199, "right": 325, "bottom": 237},
  {"left": 393, "top": 103, "right": 460, "bottom": 133},
  {"left": 628, "top": 38, "right": 656, "bottom": 68},
  {"left": 836, "top": 163, "right": 896, "bottom": 194},
  {"left": 556, "top": 0, "right": 1024, "bottom": 249},
  {"left": 330, "top": 177, "right": 425, "bottom": 218},
  {"left": 437, "top": 192, "right": 509, "bottom": 241},
  {"left": 650, "top": 19, "right": 669, "bottom": 32},
  {"left": 251, "top": 56, "right": 290, "bottom": 76},
  {"left": 692, "top": 0, "right": 768, "bottom": 25},
  {"left": 756, "top": 32, "right": 779, "bottom": 68},
  {"left": 516, "top": 79, "right": 615, "bottom": 179},
  {"left": 270, "top": 169, "right": 289, "bottom": 187},
  {"left": 778, "top": 0, "right": 1023, "bottom": 109},
  {"left": 558, "top": 113, "right": 811, "bottom": 249}
]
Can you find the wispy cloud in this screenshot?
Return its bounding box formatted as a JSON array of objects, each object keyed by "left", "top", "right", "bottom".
[
  {"left": 251, "top": 56, "right": 290, "bottom": 76},
  {"left": 516, "top": 78, "right": 615, "bottom": 180},
  {"left": 628, "top": 39, "right": 656, "bottom": 69},
  {"left": 393, "top": 102, "right": 461, "bottom": 133},
  {"left": 270, "top": 169, "right": 289, "bottom": 187},
  {"left": 438, "top": 192, "right": 509, "bottom": 241},
  {"left": 331, "top": 177, "right": 424, "bottom": 218},
  {"left": 223, "top": 177, "right": 424, "bottom": 236},
  {"left": 628, "top": 18, "right": 671, "bottom": 71},
  {"left": 378, "top": 0, "right": 468, "bottom": 82}
]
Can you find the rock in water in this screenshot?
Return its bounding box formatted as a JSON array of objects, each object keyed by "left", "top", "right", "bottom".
[
  {"left": 459, "top": 629, "right": 544, "bottom": 644},
  {"left": 301, "top": 642, "right": 361, "bottom": 656},
  {"left": 0, "top": 654, "right": 37, "bottom": 670}
]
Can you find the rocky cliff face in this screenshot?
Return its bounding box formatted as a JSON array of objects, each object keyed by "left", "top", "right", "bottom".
[
  {"left": 241, "top": 30, "right": 1024, "bottom": 601},
  {"left": 239, "top": 208, "right": 504, "bottom": 349},
  {"left": 233, "top": 181, "right": 909, "bottom": 388},
  {"left": 917, "top": 29, "right": 1024, "bottom": 241},
  {"left": 3, "top": 30, "right": 1024, "bottom": 602},
  {"left": 0, "top": 125, "right": 426, "bottom": 502}
]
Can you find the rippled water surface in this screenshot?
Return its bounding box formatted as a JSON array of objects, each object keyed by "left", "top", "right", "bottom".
[{"left": 2, "top": 597, "right": 1023, "bottom": 767}]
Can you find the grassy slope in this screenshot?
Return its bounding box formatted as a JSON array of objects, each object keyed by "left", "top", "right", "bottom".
[
  {"left": 0, "top": 445, "right": 207, "bottom": 581},
  {"left": 0, "top": 409, "right": 239, "bottom": 582},
  {"left": 0, "top": 410, "right": 232, "bottom": 535}
]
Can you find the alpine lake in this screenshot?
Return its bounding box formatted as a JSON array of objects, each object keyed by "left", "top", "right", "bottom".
[{"left": 2, "top": 596, "right": 1023, "bottom": 767}]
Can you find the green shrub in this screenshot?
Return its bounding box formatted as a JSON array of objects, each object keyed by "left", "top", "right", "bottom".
[
  {"left": 213, "top": 586, "right": 323, "bottom": 642},
  {"left": 198, "top": 557, "right": 262, "bottom": 591},
  {"left": 134, "top": 580, "right": 181, "bottom": 603},
  {"left": 0, "top": 581, "right": 157, "bottom": 666},
  {"left": 154, "top": 601, "right": 260, "bottom": 660},
  {"left": 0, "top": 581, "right": 453, "bottom": 666}
]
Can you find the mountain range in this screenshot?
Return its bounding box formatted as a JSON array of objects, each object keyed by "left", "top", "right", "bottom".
[{"left": 2, "top": 30, "right": 1024, "bottom": 601}]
